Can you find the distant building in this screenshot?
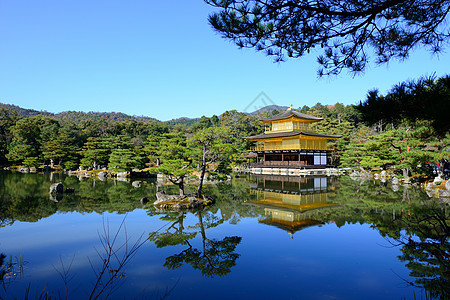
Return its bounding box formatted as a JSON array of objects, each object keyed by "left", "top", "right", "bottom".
[{"left": 244, "top": 106, "right": 341, "bottom": 174}]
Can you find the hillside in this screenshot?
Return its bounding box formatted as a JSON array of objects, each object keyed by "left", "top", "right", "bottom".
[
  {"left": 247, "top": 105, "right": 289, "bottom": 116},
  {"left": 0, "top": 102, "right": 157, "bottom": 123}
]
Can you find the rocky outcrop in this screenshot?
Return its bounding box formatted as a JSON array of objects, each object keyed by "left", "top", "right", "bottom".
[
  {"left": 154, "top": 191, "right": 179, "bottom": 205},
  {"left": 116, "top": 172, "right": 129, "bottom": 178},
  {"left": 97, "top": 171, "right": 108, "bottom": 180},
  {"left": 18, "top": 166, "right": 30, "bottom": 173},
  {"left": 42, "top": 166, "right": 54, "bottom": 173},
  {"left": 140, "top": 197, "right": 149, "bottom": 205},
  {"left": 154, "top": 191, "right": 215, "bottom": 212},
  {"left": 425, "top": 179, "right": 450, "bottom": 198},
  {"left": 49, "top": 182, "right": 64, "bottom": 194},
  {"left": 132, "top": 181, "right": 141, "bottom": 188}
]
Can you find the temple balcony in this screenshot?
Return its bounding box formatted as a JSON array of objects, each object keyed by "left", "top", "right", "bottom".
[
  {"left": 251, "top": 144, "right": 333, "bottom": 151},
  {"left": 264, "top": 124, "right": 315, "bottom": 134}
]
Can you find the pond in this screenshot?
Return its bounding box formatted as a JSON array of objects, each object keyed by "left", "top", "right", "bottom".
[{"left": 0, "top": 171, "right": 448, "bottom": 299}]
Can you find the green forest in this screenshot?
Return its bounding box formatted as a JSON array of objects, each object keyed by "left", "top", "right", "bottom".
[{"left": 0, "top": 75, "right": 449, "bottom": 182}]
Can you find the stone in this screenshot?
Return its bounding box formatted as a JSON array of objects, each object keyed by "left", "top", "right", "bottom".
[
  {"left": 154, "top": 192, "right": 215, "bottom": 212},
  {"left": 18, "top": 166, "right": 30, "bottom": 173},
  {"left": 97, "top": 171, "right": 108, "bottom": 179},
  {"left": 42, "top": 166, "right": 54, "bottom": 173},
  {"left": 140, "top": 197, "right": 149, "bottom": 205},
  {"left": 433, "top": 176, "right": 444, "bottom": 185},
  {"left": 392, "top": 177, "right": 400, "bottom": 185},
  {"left": 426, "top": 182, "right": 435, "bottom": 190},
  {"left": 116, "top": 172, "right": 129, "bottom": 178},
  {"left": 154, "top": 191, "right": 179, "bottom": 206},
  {"left": 49, "top": 182, "right": 64, "bottom": 194},
  {"left": 132, "top": 181, "right": 141, "bottom": 188},
  {"left": 380, "top": 170, "right": 387, "bottom": 177},
  {"left": 439, "top": 189, "right": 450, "bottom": 198},
  {"left": 49, "top": 193, "right": 63, "bottom": 202}
]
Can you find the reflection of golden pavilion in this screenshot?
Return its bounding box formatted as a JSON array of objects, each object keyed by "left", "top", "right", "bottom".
[{"left": 247, "top": 175, "right": 338, "bottom": 238}]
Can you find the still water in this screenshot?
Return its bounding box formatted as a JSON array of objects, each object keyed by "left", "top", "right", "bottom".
[{"left": 0, "top": 171, "right": 448, "bottom": 299}]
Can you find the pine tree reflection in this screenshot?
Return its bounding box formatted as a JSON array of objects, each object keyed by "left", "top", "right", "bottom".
[
  {"left": 389, "top": 202, "right": 449, "bottom": 299},
  {"left": 149, "top": 210, "right": 241, "bottom": 277}
]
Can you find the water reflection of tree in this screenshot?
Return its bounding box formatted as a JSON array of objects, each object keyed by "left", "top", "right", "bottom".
[
  {"left": 149, "top": 210, "right": 242, "bottom": 277},
  {"left": 0, "top": 172, "right": 157, "bottom": 225},
  {"left": 389, "top": 202, "right": 449, "bottom": 299}
]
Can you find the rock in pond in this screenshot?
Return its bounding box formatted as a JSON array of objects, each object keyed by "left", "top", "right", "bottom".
[
  {"left": 140, "top": 197, "right": 149, "bottom": 205},
  {"left": 154, "top": 191, "right": 215, "bottom": 212},
  {"left": 392, "top": 177, "right": 400, "bottom": 185},
  {"left": 132, "top": 181, "right": 141, "bottom": 188},
  {"left": 97, "top": 171, "right": 108, "bottom": 180},
  {"left": 18, "top": 166, "right": 30, "bottom": 173},
  {"left": 116, "top": 172, "right": 129, "bottom": 178},
  {"left": 49, "top": 182, "right": 64, "bottom": 194}
]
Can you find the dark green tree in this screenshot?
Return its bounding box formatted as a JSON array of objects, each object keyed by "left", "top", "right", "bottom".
[
  {"left": 190, "top": 127, "right": 234, "bottom": 197},
  {"left": 80, "top": 137, "right": 113, "bottom": 169},
  {"left": 0, "top": 108, "right": 20, "bottom": 166},
  {"left": 156, "top": 133, "right": 195, "bottom": 195},
  {"left": 6, "top": 115, "right": 59, "bottom": 165},
  {"left": 357, "top": 75, "right": 450, "bottom": 137},
  {"left": 108, "top": 135, "right": 145, "bottom": 172}
]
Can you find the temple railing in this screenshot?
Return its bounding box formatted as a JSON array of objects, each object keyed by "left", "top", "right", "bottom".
[
  {"left": 249, "top": 162, "right": 333, "bottom": 169},
  {"left": 250, "top": 145, "right": 333, "bottom": 151}
]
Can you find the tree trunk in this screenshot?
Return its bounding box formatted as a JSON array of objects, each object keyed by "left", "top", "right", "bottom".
[
  {"left": 196, "top": 164, "right": 206, "bottom": 198},
  {"left": 178, "top": 177, "right": 185, "bottom": 196},
  {"left": 402, "top": 168, "right": 410, "bottom": 183},
  {"left": 196, "top": 145, "right": 207, "bottom": 198}
]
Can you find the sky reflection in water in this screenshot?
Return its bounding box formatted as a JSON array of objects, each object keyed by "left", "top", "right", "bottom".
[{"left": 0, "top": 171, "right": 446, "bottom": 299}]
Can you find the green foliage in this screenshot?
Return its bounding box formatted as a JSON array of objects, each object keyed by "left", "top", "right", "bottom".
[
  {"left": 0, "top": 108, "right": 20, "bottom": 166},
  {"left": 108, "top": 135, "right": 145, "bottom": 172},
  {"left": 6, "top": 115, "right": 60, "bottom": 164},
  {"left": 22, "top": 157, "right": 40, "bottom": 168},
  {"left": 190, "top": 126, "right": 235, "bottom": 196},
  {"left": 80, "top": 137, "right": 113, "bottom": 169},
  {"left": 357, "top": 75, "right": 450, "bottom": 137},
  {"left": 153, "top": 132, "right": 194, "bottom": 194},
  {"left": 206, "top": 1, "right": 450, "bottom": 75}
]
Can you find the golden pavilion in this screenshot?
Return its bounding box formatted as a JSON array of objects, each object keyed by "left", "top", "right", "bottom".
[
  {"left": 246, "top": 174, "right": 339, "bottom": 238},
  {"left": 244, "top": 106, "right": 341, "bottom": 169}
]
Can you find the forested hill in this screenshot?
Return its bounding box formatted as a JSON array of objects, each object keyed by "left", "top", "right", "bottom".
[
  {"left": 248, "top": 105, "right": 289, "bottom": 116},
  {"left": 0, "top": 103, "right": 53, "bottom": 118},
  {"left": 165, "top": 117, "right": 200, "bottom": 127},
  {"left": 0, "top": 102, "right": 157, "bottom": 123}
]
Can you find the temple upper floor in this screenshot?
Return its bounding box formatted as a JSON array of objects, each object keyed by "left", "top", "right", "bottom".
[{"left": 260, "top": 108, "right": 323, "bottom": 134}]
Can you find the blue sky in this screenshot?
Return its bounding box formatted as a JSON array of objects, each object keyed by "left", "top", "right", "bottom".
[{"left": 1, "top": 1, "right": 449, "bottom": 121}]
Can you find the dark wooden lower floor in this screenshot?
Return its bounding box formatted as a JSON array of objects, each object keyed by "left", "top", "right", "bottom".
[
  {"left": 251, "top": 150, "right": 332, "bottom": 168},
  {"left": 249, "top": 162, "right": 335, "bottom": 169}
]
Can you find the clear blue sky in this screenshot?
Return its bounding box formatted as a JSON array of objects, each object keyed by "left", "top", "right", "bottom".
[{"left": 1, "top": 1, "right": 449, "bottom": 121}]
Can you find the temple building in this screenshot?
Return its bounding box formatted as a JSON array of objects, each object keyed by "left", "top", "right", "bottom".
[{"left": 244, "top": 107, "right": 341, "bottom": 174}]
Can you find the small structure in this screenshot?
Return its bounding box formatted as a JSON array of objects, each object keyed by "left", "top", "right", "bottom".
[{"left": 244, "top": 106, "right": 341, "bottom": 175}]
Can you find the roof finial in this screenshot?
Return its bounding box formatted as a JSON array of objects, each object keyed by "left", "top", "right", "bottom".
[{"left": 288, "top": 104, "right": 293, "bottom": 110}]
